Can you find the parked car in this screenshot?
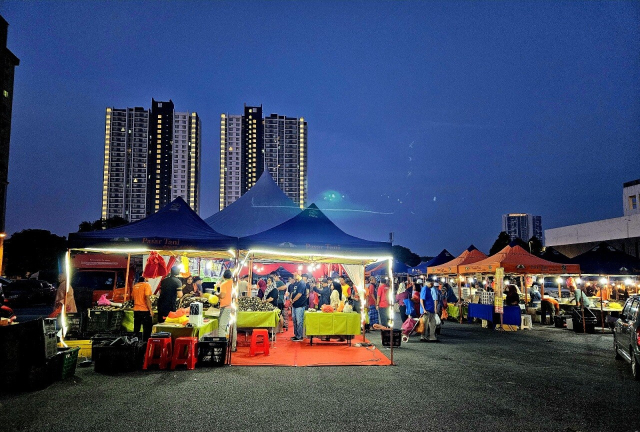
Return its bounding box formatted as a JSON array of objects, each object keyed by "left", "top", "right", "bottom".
[
  {"left": 613, "top": 294, "right": 640, "bottom": 380},
  {"left": 2, "top": 279, "right": 56, "bottom": 307}
]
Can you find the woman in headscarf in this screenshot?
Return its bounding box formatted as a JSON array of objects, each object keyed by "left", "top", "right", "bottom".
[
  {"left": 257, "top": 278, "right": 267, "bottom": 300},
  {"left": 395, "top": 278, "right": 410, "bottom": 323}
]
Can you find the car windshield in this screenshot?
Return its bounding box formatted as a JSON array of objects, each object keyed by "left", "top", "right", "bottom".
[{"left": 72, "top": 271, "right": 117, "bottom": 290}]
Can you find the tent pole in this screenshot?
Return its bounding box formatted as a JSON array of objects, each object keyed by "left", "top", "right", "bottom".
[
  {"left": 248, "top": 258, "right": 254, "bottom": 297},
  {"left": 388, "top": 258, "right": 394, "bottom": 366},
  {"left": 522, "top": 275, "right": 528, "bottom": 305},
  {"left": 124, "top": 253, "right": 131, "bottom": 302}
]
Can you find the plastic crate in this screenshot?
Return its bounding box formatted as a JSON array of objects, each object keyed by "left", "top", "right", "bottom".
[
  {"left": 44, "top": 331, "right": 57, "bottom": 359},
  {"left": 198, "top": 340, "right": 228, "bottom": 367},
  {"left": 56, "top": 346, "right": 80, "bottom": 379},
  {"left": 108, "top": 310, "right": 125, "bottom": 332},
  {"left": 93, "top": 341, "right": 146, "bottom": 374},
  {"left": 63, "top": 312, "right": 85, "bottom": 338},
  {"left": 43, "top": 318, "right": 57, "bottom": 334},
  {"left": 381, "top": 329, "right": 402, "bottom": 347},
  {"left": 86, "top": 310, "right": 110, "bottom": 333}
]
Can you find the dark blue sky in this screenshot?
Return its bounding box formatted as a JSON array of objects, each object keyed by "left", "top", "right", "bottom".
[{"left": 2, "top": 1, "right": 639, "bottom": 256}]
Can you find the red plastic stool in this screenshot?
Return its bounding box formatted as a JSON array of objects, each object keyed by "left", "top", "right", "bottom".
[
  {"left": 171, "top": 337, "right": 198, "bottom": 370},
  {"left": 249, "top": 329, "right": 270, "bottom": 356},
  {"left": 143, "top": 337, "right": 172, "bottom": 370}
]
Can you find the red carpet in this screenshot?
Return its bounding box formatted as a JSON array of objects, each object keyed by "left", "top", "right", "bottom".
[{"left": 230, "top": 316, "right": 392, "bottom": 367}]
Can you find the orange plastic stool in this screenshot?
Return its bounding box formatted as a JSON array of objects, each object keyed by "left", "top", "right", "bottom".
[
  {"left": 143, "top": 337, "right": 172, "bottom": 370},
  {"left": 249, "top": 329, "right": 270, "bottom": 356},
  {"left": 171, "top": 337, "right": 198, "bottom": 370}
]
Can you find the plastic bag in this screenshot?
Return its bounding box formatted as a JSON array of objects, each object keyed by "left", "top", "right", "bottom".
[
  {"left": 415, "top": 317, "right": 425, "bottom": 334},
  {"left": 435, "top": 314, "right": 441, "bottom": 326},
  {"left": 97, "top": 294, "right": 111, "bottom": 306}
]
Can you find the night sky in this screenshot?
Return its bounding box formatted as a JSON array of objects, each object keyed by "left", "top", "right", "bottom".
[{"left": 2, "top": 1, "right": 639, "bottom": 257}]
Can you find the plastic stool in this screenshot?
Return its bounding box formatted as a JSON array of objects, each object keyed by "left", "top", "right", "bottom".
[
  {"left": 143, "top": 337, "right": 172, "bottom": 370},
  {"left": 521, "top": 315, "right": 533, "bottom": 330},
  {"left": 171, "top": 337, "right": 198, "bottom": 370},
  {"left": 249, "top": 329, "right": 270, "bottom": 356}
]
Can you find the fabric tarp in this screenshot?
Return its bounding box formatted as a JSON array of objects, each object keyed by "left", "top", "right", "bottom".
[
  {"left": 413, "top": 250, "right": 455, "bottom": 274},
  {"left": 429, "top": 245, "right": 488, "bottom": 275},
  {"left": 68, "top": 197, "right": 236, "bottom": 254},
  {"left": 460, "top": 244, "right": 580, "bottom": 275},
  {"left": 367, "top": 260, "right": 407, "bottom": 276},
  {"left": 204, "top": 171, "right": 302, "bottom": 237},
  {"left": 236, "top": 310, "right": 280, "bottom": 328}
]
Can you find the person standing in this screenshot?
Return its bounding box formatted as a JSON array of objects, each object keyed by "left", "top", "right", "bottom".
[
  {"left": 157, "top": 266, "right": 183, "bottom": 323},
  {"left": 314, "top": 278, "right": 331, "bottom": 308},
  {"left": 376, "top": 279, "right": 390, "bottom": 327},
  {"left": 396, "top": 280, "right": 410, "bottom": 324},
  {"left": 366, "top": 277, "right": 379, "bottom": 329},
  {"left": 132, "top": 276, "right": 154, "bottom": 341},
  {"left": 237, "top": 274, "right": 249, "bottom": 297},
  {"left": 216, "top": 269, "right": 237, "bottom": 351},
  {"left": 290, "top": 273, "right": 308, "bottom": 341},
  {"left": 570, "top": 284, "right": 592, "bottom": 308},
  {"left": 420, "top": 281, "right": 438, "bottom": 342},
  {"left": 330, "top": 280, "right": 342, "bottom": 309}
]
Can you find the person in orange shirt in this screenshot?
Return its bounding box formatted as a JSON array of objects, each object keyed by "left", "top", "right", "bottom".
[
  {"left": 132, "top": 276, "right": 154, "bottom": 340},
  {"left": 216, "top": 269, "right": 236, "bottom": 351}
]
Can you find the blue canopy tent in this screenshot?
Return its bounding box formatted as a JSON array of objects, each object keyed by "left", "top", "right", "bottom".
[
  {"left": 68, "top": 197, "right": 237, "bottom": 255},
  {"left": 238, "top": 203, "right": 392, "bottom": 264},
  {"left": 204, "top": 171, "right": 302, "bottom": 237},
  {"left": 367, "top": 260, "right": 409, "bottom": 276},
  {"left": 419, "top": 249, "right": 455, "bottom": 275}
]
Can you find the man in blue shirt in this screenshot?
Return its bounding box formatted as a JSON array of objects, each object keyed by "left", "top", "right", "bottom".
[
  {"left": 290, "top": 273, "right": 308, "bottom": 341},
  {"left": 420, "top": 281, "right": 439, "bottom": 342}
]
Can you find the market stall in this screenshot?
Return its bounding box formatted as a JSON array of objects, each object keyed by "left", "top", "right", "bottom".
[{"left": 151, "top": 319, "right": 218, "bottom": 342}]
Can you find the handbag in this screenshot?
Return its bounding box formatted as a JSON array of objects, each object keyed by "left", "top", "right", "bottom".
[{"left": 415, "top": 316, "right": 425, "bottom": 334}]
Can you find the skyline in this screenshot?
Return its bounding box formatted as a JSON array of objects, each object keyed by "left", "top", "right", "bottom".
[{"left": 1, "top": 1, "right": 638, "bottom": 257}]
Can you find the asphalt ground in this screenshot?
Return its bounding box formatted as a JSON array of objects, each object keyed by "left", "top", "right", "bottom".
[{"left": 1, "top": 319, "right": 638, "bottom": 432}]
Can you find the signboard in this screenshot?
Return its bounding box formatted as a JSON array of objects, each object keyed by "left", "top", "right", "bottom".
[{"left": 494, "top": 267, "right": 504, "bottom": 314}]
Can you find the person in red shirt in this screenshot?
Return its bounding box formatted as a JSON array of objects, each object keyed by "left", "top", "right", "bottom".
[
  {"left": 132, "top": 276, "right": 154, "bottom": 340},
  {"left": 376, "top": 279, "right": 390, "bottom": 327}
]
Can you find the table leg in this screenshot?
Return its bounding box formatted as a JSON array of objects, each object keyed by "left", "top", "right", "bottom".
[{"left": 309, "top": 336, "right": 313, "bottom": 346}]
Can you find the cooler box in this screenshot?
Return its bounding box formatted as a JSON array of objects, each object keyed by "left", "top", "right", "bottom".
[{"left": 189, "top": 302, "right": 203, "bottom": 326}]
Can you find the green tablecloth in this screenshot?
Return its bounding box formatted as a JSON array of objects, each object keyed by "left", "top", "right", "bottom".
[
  {"left": 151, "top": 319, "right": 218, "bottom": 342},
  {"left": 236, "top": 310, "right": 280, "bottom": 328},
  {"left": 447, "top": 304, "right": 468, "bottom": 320},
  {"left": 122, "top": 310, "right": 159, "bottom": 332},
  {"left": 304, "top": 312, "right": 361, "bottom": 336}
]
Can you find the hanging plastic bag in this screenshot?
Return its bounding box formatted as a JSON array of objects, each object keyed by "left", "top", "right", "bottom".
[
  {"left": 435, "top": 314, "right": 442, "bottom": 326},
  {"left": 97, "top": 294, "right": 111, "bottom": 306}
]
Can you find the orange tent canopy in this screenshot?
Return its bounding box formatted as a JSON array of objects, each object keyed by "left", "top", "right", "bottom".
[
  {"left": 458, "top": 244, "right": 581, "bottom": 275},
  {"left": 428, "top": 245, "right": 488, "bottom": 275}
]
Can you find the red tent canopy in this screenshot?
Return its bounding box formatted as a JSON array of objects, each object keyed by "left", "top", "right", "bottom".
[
  {"left": 428, "top": 245, "right": 488, "bottom": 275},
  {"left": 459, "top": 244, "right": 581, "bottom": 275}
]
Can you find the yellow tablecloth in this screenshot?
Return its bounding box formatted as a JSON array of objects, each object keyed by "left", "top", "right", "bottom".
[
  {"left": 304, "top": 312, "right": 361, "bottom": 336},
  {"left": 152, "top": 319, "right": 218, "bottom": 342},
  {"left": 236, "top": 310, "right": 280, "bottom": 328},
  {"left": 121, "top": 310, "right": 159, "bottom": 332}
]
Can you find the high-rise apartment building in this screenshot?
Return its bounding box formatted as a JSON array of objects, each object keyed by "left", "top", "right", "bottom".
[
  {"left": 502, "top": 213, "right": 543, "bottom": 243},
  {"left": 219, "top": 104, "right": 307, "bottom": 210},
  {"left": 102, "top": 99, "right": 200, "bottom": 222},
  {"left": 264, "top": 114, "right": 307, "bottom": 207},
  {"left": 0, "top": 15, "right": 19, "bottom": 235}
]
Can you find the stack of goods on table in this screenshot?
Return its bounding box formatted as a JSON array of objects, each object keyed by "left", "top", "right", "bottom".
[{"left": 237, "top": 297, "right": 276, "bottom": 312}]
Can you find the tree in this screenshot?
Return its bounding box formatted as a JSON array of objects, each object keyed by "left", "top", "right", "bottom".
[
  {"left": 528, "top": 236, "right": 544, "bottom": 256},
  {"left": 78, "top": 216, "right": 129, "bottom": 232},
  {"left": 4, "top": 229, "right": 67, "bottom": 282},
  {"left": 489, "top": 231, "right": 512, "bottom": 255},
  {"left": 392, "top": 245, "right": 421, "bottom": 267}
]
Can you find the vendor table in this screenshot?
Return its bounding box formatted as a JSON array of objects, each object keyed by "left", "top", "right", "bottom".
[
  {"left": 304, "top": 312, "right": 361, "bottom": 346},
  {"left": 467, "top": 304, "right": 521, "bottom": 326},
  {"left": 447, "top": 304, "right": 468, "bottom": 320},
  {"left": 236, "top": 310, "right": 281, "bottom": 343},
  {"left": 151, "top": 319, "right": 218, "bottom": 342}
]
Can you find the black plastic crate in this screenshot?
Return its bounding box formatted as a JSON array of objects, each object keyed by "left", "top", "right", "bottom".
[
  {"left": 554, "top": 315, "right": 566, "bottom": 328},
  {"left": 198, "top": 340, "right": 228, "bottom": 367},
  {"left": 381, "top": 329, "right": 402, "bottom": 347},
  {"left": 52, "top": 346, "right": 80, "bottom": 380},
  {"left": 63, "top": 312, "right": 85, "bottom": 338},
  {"left": 93, "top": 341, "right": 146, "bottom": 374},
  {"left": 86, "top": 310, "right": 110, "bottom": 333},
  {"left": 108, "top": 310, "right": 124, "bottom": 332}
]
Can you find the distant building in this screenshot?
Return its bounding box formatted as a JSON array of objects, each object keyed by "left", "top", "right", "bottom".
[
  {"left": 219, "top": 104, "right": 307, "bottom": 210},
  {"left": 102, "top": 99, "right": 200, "bottom": 222},
  {"left": 545, "top": 179, "right": 640, "bottom": 258},
  {"left": 0, "top": 16, "right": 19, "bottom": 234},
  {"left": 502, "top": 213, "right": 542, "bottom": 243}
]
